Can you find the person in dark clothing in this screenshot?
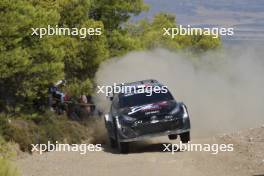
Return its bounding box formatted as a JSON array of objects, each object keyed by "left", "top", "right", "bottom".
[{"left": 48, "top": 80, "right": 66, "bottom": 110}]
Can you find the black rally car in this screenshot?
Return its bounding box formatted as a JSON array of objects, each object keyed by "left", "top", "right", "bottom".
[{"left": 104, "top": 79, "right": 191, "bottom": 153}]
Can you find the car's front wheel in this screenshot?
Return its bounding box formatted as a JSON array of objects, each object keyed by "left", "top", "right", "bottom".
[
  {"left": 117, "top": 140, "right": 129, "bottom": 154},
  {"left": 180, "top": 132, "right": 190, "bottom": 143},
  {"left": 114, "top": 119, "right": 129, "bottom": 154},
  {"left": 109, "top": 137, "right": 116, "bottom": 148}
]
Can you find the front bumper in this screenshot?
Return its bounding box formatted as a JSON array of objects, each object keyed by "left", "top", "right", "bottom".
[{"left": 117, "top": 117, "right": 191, "bottom": 142}]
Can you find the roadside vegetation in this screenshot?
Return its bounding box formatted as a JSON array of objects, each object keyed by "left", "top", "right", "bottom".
[
  {"left": 0, "top": 158, "right": 19, "bottom": 176},
  {"left": 0, "top": 0, "right": 220, "bottom": 156},
  {"left": 0, "top": 136, "right": 19, "bottom": 176}
]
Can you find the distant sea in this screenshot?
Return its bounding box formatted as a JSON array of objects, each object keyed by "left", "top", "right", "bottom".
[{"left": 135, "top": 0, "right": 264, "bottom": 45}]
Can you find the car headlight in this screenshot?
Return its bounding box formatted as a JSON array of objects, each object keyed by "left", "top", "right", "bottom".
[
  {"left": 170, "top": 105, "right": 181, "bottom": 115},
  {"left": 115, "top": 116, "right": 122, "bottom": 129},
  {"left": 170, "top": 104, "right": 189, "bottom": 119},
  {"left": 182, "top": 105, "right": 189, "bottom": 119}
]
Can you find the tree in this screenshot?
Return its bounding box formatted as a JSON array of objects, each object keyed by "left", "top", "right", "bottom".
[
  {"left": 127, "top": 13, "right": 221, "bottom": 51},
  {"left": 0, "top": 0, "right": 64, "bottom": 111},
  {"left": 90, "top": 0, "right": 148, "bottom": 30}
]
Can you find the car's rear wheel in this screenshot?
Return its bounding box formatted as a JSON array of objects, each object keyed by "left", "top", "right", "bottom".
[
  {"left": 168, "top": 134, "right": 178, "bottom": 140},
  {"left": 180, "top": 132, "right": 190, "bottom": 143}
]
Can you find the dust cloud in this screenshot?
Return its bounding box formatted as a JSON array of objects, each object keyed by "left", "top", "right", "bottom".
[
  {"left": 87, "top": 118, "right": 107, "bottom": 144},
  {"left": 94, "top": 45, "right": 264, "bottom": 137}
]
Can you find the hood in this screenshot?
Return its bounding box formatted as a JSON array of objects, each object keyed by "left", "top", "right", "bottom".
[{"left": 119, "top": 100, "right": 178, "bottom": 119}]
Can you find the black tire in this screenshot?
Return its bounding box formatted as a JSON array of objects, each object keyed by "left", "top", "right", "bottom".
[
  {"left": 168, "top": 134, "right": 178, "bottom": 140},
  {"left": 117, "top": 141, "right": 129, "bottom": 154},
  {"left": 113, "top": 118, "right": 129, "bottom": 153},
  {"left": 109, "top": 137, "right": 117, "bottom": 148},
  {"left": 180, "top": 132, "right": 190, "bottom": 143},
  {"left": 113, "top": 118, "right": 129, "bottom": 154}
]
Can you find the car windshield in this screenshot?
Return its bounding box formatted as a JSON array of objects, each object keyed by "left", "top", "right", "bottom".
[{"left": 119, "top": 90, "right": 174, "bottom": 108}]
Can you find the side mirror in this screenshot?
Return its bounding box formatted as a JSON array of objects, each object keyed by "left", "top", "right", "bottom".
[{"left": 104, "top": 114, "right": 110, "bottom": 121}]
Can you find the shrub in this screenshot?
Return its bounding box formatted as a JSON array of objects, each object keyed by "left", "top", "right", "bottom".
[
  {"left": 0, "top": 136, "right": 15, "bottom": 159},
  {"left": 0, "top": 136, "right": 20, "bottom": 176},
  {"left": 0, "top": 158, "right": 19, "bottom": 176},
  {"left": 0, "top": 112, "right": 91, "bottom": 152}
]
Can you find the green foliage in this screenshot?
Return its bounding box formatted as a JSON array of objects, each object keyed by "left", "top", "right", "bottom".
[
  {"left": 0, "top": 136, "right": 19, "bottom": 176},
  {"left": 0, "top": 0, "right": 108, "bottom": 112},
  {"left": 0, "top": 0, "right": 64, "bottom": 111},
  {"left": 66, "top": 79, "right": 93, "bottom": 98},
  {"left": 108, "top": 30, "right": 143, "bottom": 57},
  {"left": 90, "top": 0, "right": 148, "bottom": 30},
  {"left": 191, "top": 35, "right": 221, "bottom": 51},
  {"left": 127, "top": 13, "right": 221, "bottom": 51},
  {"left": 0, "top": 158, "right": 19, "bottom": 176},
  {"left": 0, "top": 136, "right": 16, "bottom": 159},
  {"left": 58, "top": 0, "right": 93, "bottom": 27}
]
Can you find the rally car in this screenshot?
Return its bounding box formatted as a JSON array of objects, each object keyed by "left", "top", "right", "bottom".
[{"left": 104, "top": 79, "right": 191, "bottom": 153}]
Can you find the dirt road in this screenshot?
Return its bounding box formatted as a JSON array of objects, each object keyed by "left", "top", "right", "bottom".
[{"left": 16, "top": 127, "right": 264, "bottom": 176}]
